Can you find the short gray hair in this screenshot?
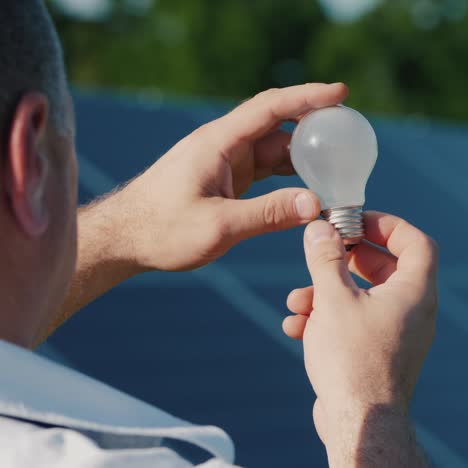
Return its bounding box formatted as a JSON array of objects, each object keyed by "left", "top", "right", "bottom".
[{"left": 0, "top": 0, "right": 69, "bottom": 139}]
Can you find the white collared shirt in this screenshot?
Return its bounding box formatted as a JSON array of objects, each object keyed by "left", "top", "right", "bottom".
[{"left": 0, "top": 340, "right": 239, "bottom": 467}]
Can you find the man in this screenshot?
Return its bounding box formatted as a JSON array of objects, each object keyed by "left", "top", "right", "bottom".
[{"left": 0, "top": 1, "right": 438, "bottom": 467}]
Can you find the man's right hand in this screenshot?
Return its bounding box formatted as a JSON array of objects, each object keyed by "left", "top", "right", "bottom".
[{"left": 283, "top": 212, "right": 438, "bottom": 467}]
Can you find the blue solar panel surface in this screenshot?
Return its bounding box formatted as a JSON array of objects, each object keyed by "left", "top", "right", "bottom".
[{"left": 40, "top": 90, "right": 468, "bottom": 467}]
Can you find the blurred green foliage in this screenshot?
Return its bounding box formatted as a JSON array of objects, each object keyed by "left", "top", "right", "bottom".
[{"left": 47, "top": 0, "right": 468, "bottom": 121}]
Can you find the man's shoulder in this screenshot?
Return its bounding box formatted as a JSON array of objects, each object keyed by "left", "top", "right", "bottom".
[
  {"left": 0, "top": 415, "right": 239, "bottom": 468},
  {"left": 0, "top": 340, "right": 236, "bottom": 467}
]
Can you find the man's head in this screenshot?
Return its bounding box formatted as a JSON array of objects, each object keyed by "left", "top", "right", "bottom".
[{"left": 0, "top": 1, "right": 78, "bottom": 347}]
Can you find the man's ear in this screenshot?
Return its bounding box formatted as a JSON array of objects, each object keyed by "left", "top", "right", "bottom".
[{"left": 6, "top": 93, "right": 50, "bottom": 237}]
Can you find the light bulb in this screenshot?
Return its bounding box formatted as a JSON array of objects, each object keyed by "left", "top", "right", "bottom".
[{"left": 290, "top": 105, "right": 378, "bottom": 247}]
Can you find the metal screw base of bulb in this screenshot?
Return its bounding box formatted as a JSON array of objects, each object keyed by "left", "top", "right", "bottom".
[{"left": 321, "top": 206, "right": 364, "bottom": 248}]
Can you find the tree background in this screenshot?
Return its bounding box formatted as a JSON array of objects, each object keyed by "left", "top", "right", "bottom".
[{"left": 46, "top": 0, "right": 468, "bottom": 122}]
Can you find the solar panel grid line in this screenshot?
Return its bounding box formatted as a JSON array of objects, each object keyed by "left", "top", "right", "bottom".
[
  {"left": 373, "top": 119, "right": 468, "bottom": 188},
  {"left": 193, "top": 264, "right": 302, "bottom": 359},
  {"left": 78, "top": 153, "right": 117, "bottom": 194},
  {"left": 120, "top": 263, "right": 466, "bottom": 287},
  {"left": 398, "top": 148, "right": 468, "bottom": 211},
  {"left": 415, "top": 423, "right": 468, "bottom": 468}
]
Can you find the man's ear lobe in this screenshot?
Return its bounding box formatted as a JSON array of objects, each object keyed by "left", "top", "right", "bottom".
[{"left": 6, "top": 93, "right": 50, "bottom": 237}]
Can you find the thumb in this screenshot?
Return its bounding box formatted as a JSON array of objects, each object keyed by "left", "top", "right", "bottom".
[
  {"left": 304, "top": 220, "right": 357, "bottom": 295},
  {"left": 226, "top": 189, "right": 320, "bottom": 241}
]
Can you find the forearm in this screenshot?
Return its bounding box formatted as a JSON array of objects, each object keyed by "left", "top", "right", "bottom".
[
  {"left": 40, "top": 189, "right": 144, "bottom": 342},
  {"left": 325, "top": 405, "right": 428, "bottom": 468}
]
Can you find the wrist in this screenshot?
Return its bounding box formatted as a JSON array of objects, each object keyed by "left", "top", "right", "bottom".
[
  {"left": 323, "top": 403, "right": 412, "bottom": 467},
  {"left": 79, "top": 188, "right": 144, "bottom": 278}
]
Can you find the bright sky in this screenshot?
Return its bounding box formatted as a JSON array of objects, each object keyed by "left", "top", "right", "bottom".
[
  {"left": 50, "top": 0, "right": 111, "bottom": 20},
  {"left": 50, "top": 0, "right": 152, "bottom": 20},
  {"left": 318, "top": 0, "right": 383, "bottom": 22},
  {"left": 51, "top": 0, "right": 383, "bottom": 22}
]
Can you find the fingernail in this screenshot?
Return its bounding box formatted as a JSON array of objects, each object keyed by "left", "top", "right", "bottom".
[
  {"left": 295, "top": 193, "right": 316, "bottom": 220},
  {"left": 306, "top": 221, "right": 335, "bottom": 245}
]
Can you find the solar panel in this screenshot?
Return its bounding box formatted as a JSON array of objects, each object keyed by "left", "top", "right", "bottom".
[{"left": 40, "top": 90, "right": 468, "bottom": 467}]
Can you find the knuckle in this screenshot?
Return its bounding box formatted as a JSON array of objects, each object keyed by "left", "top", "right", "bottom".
[
  {"left": 415, "top": 232, "right": 440, "bottom": 267},
  {"left": 209, "top": 211, "right": 231, "bottom": 247},
  {"left": 263, "top": 198, "right": 286, "bottom": 230},
  {"left": 305, "top": 82, "right": 324, "bottom": 89},
  {"left": 302, "top": 82, "right": 319, "bottom": 95},
  {"left": 191, "top": 122, "right": 215, "bottom": 141},
  {"left": 311, "top": 246, "right": 345, "bottom": 268},
  {"left": 417, "top": 231, "right": 438, "bottom": 252},
  {"left": 255, "top": 88, "right": 279, "bottom": 101},
  {"left": 194, "top": 122, "right": 211, "bottom": 134}
]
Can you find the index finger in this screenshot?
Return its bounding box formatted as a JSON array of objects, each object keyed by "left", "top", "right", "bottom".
[
  {"left": 218, "top": 83, "right": 348, "bottom": 145},
  {"left": 363, "top": 211, "right": 439, "bottom": 284}
]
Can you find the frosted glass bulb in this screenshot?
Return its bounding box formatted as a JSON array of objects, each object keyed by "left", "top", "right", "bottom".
[{"left": 290, "top": 105, "right": 378, "bottom": 246}]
